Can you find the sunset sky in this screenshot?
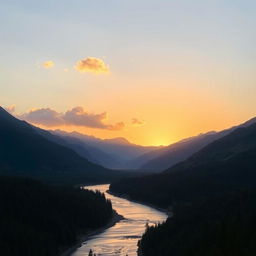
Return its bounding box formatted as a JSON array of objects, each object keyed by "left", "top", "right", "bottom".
[{"left": 1, "top": 0, "right": 256, "bottom": 146}]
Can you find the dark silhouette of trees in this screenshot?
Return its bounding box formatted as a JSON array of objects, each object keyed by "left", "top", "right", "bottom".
[
  {"left": 139, "top": 190, "right": 256, "bottom": 256},
  {"left": 110, "top": 122, "right": 256, "bottom": 255},
  {"left": 110, "top": 123, "right": 256, "bottom": 208},
  {"left": 0, "top": 176, "right": 113, "bottom": 256}
]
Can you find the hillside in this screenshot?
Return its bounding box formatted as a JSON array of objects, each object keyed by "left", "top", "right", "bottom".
[
  {"left": 137, "top": 117, "right": 256, "bottom": 171},
  {"left": 139, "top": 190, "right": 256, "bottom": 256},
  {"left": 131, "top": 131, "right": 220, "bottom": 171},
  {"left": 110, "top": 120, "right": 256, "bottom": 256},
  {"left": 53, "top": 130, "right": 161, "bottom": 169},
  {"left": 110, "top": 121, "right": 256, "bottom": 208},
  {"left": 36, "top": 128, "right": 122, "bottom": 169},
  {"left": 0, "top": 107, "right": 122, "bottom": 185}
]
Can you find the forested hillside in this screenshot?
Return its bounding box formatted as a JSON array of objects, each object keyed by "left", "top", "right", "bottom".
[
  {"left": 110, "top": 123, "right": 256, "bottom": 208},
  {"left": 110, "top": 122, "right": 256, "bottom": 256},
  {"left": 139, "top": 190, "right": 256, "bottom": 256},
  {"left": 0, "top": 176, "right": 113, "bottom": 256}
]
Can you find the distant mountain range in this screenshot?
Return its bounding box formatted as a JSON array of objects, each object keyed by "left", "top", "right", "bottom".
[
  {"left": 4, "top": 102, "right": 255, "bottom": 256},
  {"left": 109, "top": 117, "right": 256, "bottom": 256},
  {"left": 44, "top": 117, "right": 256, "bottom": 171},
  {"left": 2, "top": 103, "right": 256, "bottom": 188},
  {"left": 36, "top": 128, "right": 123, "bottom": 170},
  {"left": 0, "top": 107, "right": 124, "bottom": 185},
  {"left": 51, "top": 130, "right": 161, "bottom": 169},
  {"left": 133, "top": 117, "right": 256, "bottom": 171},
  {"left": 110, "top": 117, "right": 256, "bottom": 207}
]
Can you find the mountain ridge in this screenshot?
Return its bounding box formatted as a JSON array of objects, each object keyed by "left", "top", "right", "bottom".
[
  {"left": 0, "top": 107, "right": 123, "bottom": 185},
  {"left": 52, "top": 129, "right": 161, "bottom": 169},
  {"left": 137, "top": 116, "right": 256, "bottom": 171},
  {"left": 110, "top": 118, "right": 256, "bottom": 208}
]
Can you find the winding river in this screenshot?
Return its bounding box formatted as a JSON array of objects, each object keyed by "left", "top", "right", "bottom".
[{"left": 71, "top": 184, "right": 168, "bottom": 256}]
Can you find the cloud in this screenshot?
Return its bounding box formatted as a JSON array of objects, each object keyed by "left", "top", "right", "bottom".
[
  {"left": 20, "top": 108, "right": 64, "bottom": 127},
  {"left": 42, "top": 61, "right": 54, "bottom": 69},
  {"left": 19, "top": 106, "right": 124, "bottom": 130},
  {"left": 63, "top": 107, "right": 109, "bottom": 129},
  {"left": 75, "top": 57, "right": 109, "bottom": 74},
  {"left": 131, "top": 118, "right": 145, "bottom": 127},
  {"left": 108, "top": 122, "right": 125, "bottom": 131}
]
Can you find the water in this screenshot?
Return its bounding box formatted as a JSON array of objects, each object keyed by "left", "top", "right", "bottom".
[{"left": 71, "top": 184, "right": 168, "bottom": 256}]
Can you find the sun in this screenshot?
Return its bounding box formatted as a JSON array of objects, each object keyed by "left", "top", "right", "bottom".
[{"left": 151, "top": 138, "right": 171, "bottom": 147}]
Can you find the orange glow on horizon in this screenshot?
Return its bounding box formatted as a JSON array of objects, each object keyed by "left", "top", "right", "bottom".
[
  {"left": 15, "top": 70, "right": 255, "bottom": 147},
  {"left": 31, "top": 112, "right": 250, "bottom": 147}
]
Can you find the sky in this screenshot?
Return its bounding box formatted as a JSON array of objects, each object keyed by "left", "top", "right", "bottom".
[{"left": 1, "top": 0, "right": 256, "bottom": 146}]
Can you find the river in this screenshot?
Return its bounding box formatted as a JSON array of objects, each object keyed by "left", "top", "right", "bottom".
[{"left": 71, "top": 184, "right": 168, "bottom": 256}]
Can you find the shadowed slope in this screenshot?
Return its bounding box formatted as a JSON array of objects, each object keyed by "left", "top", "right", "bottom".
[
  {"left": 138, "top": 117, "right": 256, "bottom": 171},
  {"left": 0, "top": 107, "right": 122, "bottom": 185},
  {"left": 110, "top": 120, "right": 256, "bottom": 208}
]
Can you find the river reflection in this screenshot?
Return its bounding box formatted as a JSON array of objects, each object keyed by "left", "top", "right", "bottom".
[{"left": 71, "top": 184, "right": 167, "bottom": 256}]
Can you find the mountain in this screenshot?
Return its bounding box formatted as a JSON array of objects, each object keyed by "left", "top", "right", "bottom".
[
  {"left": 0, "top": 107, "right": 122, "bottom": 185},
  {"left": 35, "top": 128, "right": 122, "bottom": 169},
  {"left": 52, "top": 130, "right": 161, "bottom": 169},
  {"left": 110, "top": 119, "right": 256, "bottom": 208},
  {"left": 110, "top": 118, "right": 256, "bottom": 256},
  {"left": 130, "top": 131, "right": 219, "bottom": 171},
  {"left": 104, "top": 137, "right": 131, "bottom": 145},
  {"left": 136, "top": 117, "right": 256, "bottom": 171}
]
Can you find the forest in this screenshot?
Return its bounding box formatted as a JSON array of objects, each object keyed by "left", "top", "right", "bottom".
[
  {"left": 139, "top": 189, "right": 256, "bottom": 256},
  {"left": 110, "top": 123, "right": 256, "bottom": 255},
  {"left": 0, "top": 176, "right": 113, "bottom": 256},
  {"left": 110, "top": 123, "right": 256, "bottom": 208}
]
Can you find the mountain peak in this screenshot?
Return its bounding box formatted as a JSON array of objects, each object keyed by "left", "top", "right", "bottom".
[
  {"left": 0, "top": 106, "right": 17, "bottom": 121},
  {"left": 0, "top": 106, "right": 9, "bottom": 114},
  {"left": 103, "top": 137, "right": 131, "bottom": 145},
  {"left": 242, "top": 117, "right": 256, "bottom": 127}
]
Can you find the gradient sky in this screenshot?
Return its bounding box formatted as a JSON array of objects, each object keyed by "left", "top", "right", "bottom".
[{"left": 1, "top": 0, "right": 256, "bottom": 146}]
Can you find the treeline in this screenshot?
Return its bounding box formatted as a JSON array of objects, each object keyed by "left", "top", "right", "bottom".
[
  {"left": 0, "top": 176, "right": 113, "bottom": 256},
  {"left": 110, "top": 146, "right": 256, "bottom": 209},
  {"left": 110, "top": 124, "right": 256, "bottom": 209},
  {"left": 139, "top": 190, "right": 256, "bottom": 256},
  {"left": 109, "top": 122, "right": 256, "bottom": 255}
]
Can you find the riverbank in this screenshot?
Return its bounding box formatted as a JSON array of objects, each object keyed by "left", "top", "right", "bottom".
[
  {"left": 60, "top": 210, "right": 124, "bottom": 256},
  {"left": 63, "top": 184, "right": 168, "bottom": 255}
]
